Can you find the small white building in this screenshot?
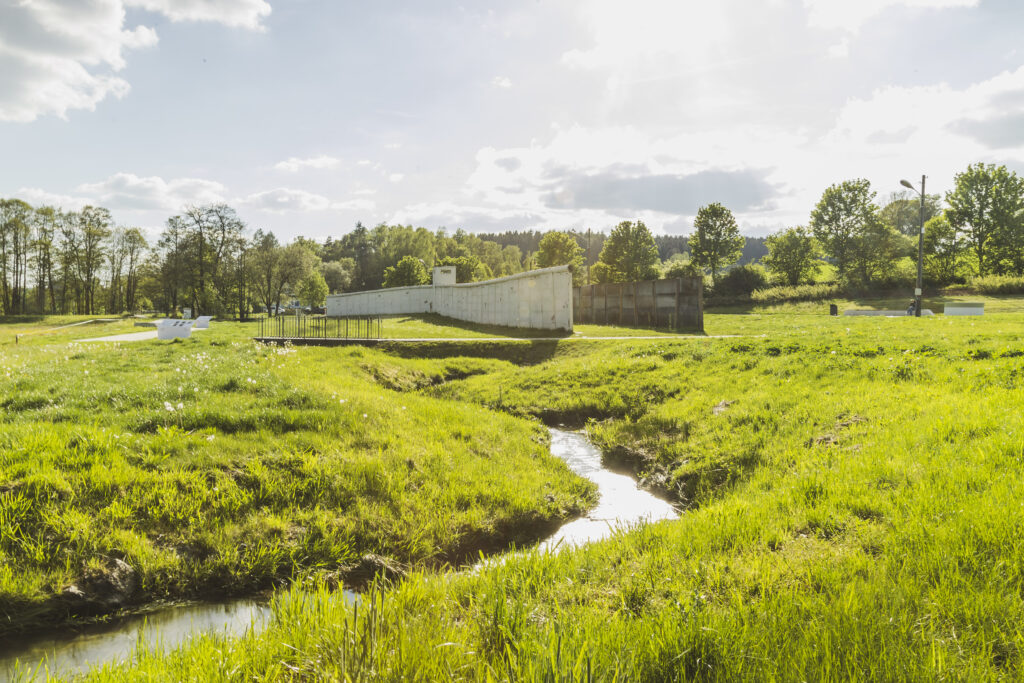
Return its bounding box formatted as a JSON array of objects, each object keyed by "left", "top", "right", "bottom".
[{"left": 325, "top": 265, "right": 573, "bottom": 331}]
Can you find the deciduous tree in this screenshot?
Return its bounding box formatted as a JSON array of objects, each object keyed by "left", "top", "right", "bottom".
[
  {"left": 946, "top": 163, "right": 1024, "bottom": 276},
  {"left": 689, "top": 203, "right": 744, "bottom": 286},
  {"left": 383, "top": 255, "right": 429, "bottom": 287},
  {"left": 595, "top": 220, "right": 660, "bottom": 282},
  {"left": 763, "top": 226, "right": 822, "bottom": 286},
  {"left": 536, "top": 231, "right": 585, "bottom": 285}
]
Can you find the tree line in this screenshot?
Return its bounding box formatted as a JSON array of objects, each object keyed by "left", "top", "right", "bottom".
[{"left": 1, "top": 162, "right": 1019, "bottom": 317}]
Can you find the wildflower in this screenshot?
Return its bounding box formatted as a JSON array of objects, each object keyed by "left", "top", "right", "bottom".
[
  {"left": 363, "top": 413, "right": 368, "bottom": 418},
  {"left": 164, "top": 402, "right": 175, "bottom": 412},
  {"left": 177, "top": 402, "right": 184, "bottom": 410},
  {"left": 206, "top": 434, "right": 215, "bottom": 441}
]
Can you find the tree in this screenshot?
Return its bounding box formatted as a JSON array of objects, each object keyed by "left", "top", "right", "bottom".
[
  {"left": 689, "top": 203, "right": 744, "bottom": 286},
  {"left": 248, "top": 230, "right": 282, "bottom": 315},
  {"left": 810, "top": 179, "right": 882, "bottom": 284},
  {"left": 922, "top": 213, "right": 963, "bottom": 284},
  {"left": 946, "top": 163, "right": 1024, "bottom": 276},
  {"left": 0, "top": 199, "right": 32, "bottom": 314},
  {"left": 661, "top": 254, "right": 702, "bottom": 279},
  {"left": 76, "top": 206, "right": 112, "bottom": 314},
  {"left": 880, "top": 191, "right": 942, "bottom": 236},
  {"left": 383, "top": 255, "right": 429, "bottom": 287},
  {"left": 536, "top": 231, "right": 585, "bottom": 285},
  {"left": 594, "top": 220, "right": 660, "bottom": 282},
  {"left": 763, "top": 226, "right": 822, "bottom": 286},
  {"left": 321, "top": 259, "right": 355, "bottom": 293},
  {"left": 297, "top": 270, "right": 329, "bottom": 308}
]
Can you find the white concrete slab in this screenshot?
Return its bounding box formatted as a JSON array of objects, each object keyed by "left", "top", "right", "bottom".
[{"left": 82, "top": 331, "right": 158, "bottom": 343}]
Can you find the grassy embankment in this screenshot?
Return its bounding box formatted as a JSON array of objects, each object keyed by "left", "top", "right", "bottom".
[
  {"left": 0, "top": 318, "right": 595, "bottom": 638},
  {"left": 58, "top": 302, "right": 1024, "bottom": 681}
]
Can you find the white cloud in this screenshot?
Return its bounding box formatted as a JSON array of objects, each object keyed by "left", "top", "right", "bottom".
[
  {"left": 491, "top": 76, "right": 512, "bottom": 89},
  {"left": 125, "top": 0, "right": 271, "bottom": 30},
  {"left": 0, "top": 0, "right": 266, "bottom": 123},
  {"left": 332, "top": 198, "right": 376, "bottom": 212},
  {"left": 388, "top": 173, "right": 405, "bottom": 183},
  {"left": 274, "top": 155, "right": 341, "bottom": 172},
  {"left": 803, "top": 0, "right": 979, "bottom": 32},
  {"left": 241, "top": 188, "right": 332, "bottom": 212},
  {"left": 15, "top": 187, "right": 95, "bottom": 211},
  {"left": 827, "top": 38, "right": 850, "bottom": 59},
  {"left": 78, "top": 172, "right": 226, "bottom": 210},
  {"left": 240, "top": 188, "right": 375, "bottom": 213}
]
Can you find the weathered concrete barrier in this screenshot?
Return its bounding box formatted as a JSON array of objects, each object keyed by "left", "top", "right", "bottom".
[
  {"left": 157, "top": 320, "right": 197, "bottom": 339},
  {"left": 574, "top": 277, "right": 703, "bottom": 332},
  {"left": 944, "top": 302, "right": 984, "bottom": 316},
  {"left": 325, "top": 266, "right": 573, "bottom": 331}
]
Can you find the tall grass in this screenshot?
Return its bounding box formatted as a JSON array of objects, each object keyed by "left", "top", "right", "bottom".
[
  {"left": 11, "top": 309, "right": 1024, "bottom": 679},
  {"left": 0, "top": 321, "right": 595, "bottom": 636},
  {"left": 750, "top": 282, "right": 842, "bottom": 304},
  {"left": 969, "top": 274, "right": 1024, "bottom": 295}
]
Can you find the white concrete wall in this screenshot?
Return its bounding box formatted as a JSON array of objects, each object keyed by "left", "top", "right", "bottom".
[
  {"left": 325, "top": 265, "right": 573, "bottom": 330},
  {"left": 432, "top": 266, "right": 456, "bottom": 286}
]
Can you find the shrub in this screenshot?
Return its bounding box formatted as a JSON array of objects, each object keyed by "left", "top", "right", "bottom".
[
  {"left": 969, "top": 275, "right": 1024, "bottom": 295},
  {"left": 712, "top": 265, "right": 769, "bottom": 298},
  {"left": 750, "top": 283, "right": 842, "bottom": 304}
]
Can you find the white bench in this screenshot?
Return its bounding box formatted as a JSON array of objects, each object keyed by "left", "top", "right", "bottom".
[
  {"left": 194, "top": 315, "right": 213, "bottom": 329},
  {"left": 157, "top": 319, "right": 197, "bottom": 340},
  {"left": 944, "top": 302, "right": 984, "bottom": 316}
]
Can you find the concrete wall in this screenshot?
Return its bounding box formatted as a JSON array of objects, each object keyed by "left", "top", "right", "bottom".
[
  {"left": 325, "top": 265, "right": 573, "bottom": 331},
  {"left": 574, "top": 277, "right": 703, "bottom": 331}
]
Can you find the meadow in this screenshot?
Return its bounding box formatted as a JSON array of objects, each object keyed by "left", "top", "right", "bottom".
[
  {"left": 0, "top": 318, "right": 595, "bottom": 636},
  {"left": 6, "top": 303, "right": 1024, "bottom": 680}
]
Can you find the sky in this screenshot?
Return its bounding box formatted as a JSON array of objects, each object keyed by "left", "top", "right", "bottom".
[{"left": 1, "top": 0, "right": 1023, "bottom": 241}]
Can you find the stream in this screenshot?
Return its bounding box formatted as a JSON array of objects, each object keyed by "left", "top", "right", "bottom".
[{"left": 0, "top": 429, "right": 677, "bottom": 681}]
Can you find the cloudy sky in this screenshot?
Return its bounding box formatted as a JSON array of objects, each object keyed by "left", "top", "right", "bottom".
[{"left": 1, "top": 0, "right": 1023, "bottom": 240}]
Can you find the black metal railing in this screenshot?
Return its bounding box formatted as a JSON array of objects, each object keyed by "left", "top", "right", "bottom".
[{"left": 257, "top": 315, "right": 382, "bottom": 340}]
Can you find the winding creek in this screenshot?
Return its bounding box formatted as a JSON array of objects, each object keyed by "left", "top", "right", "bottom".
[{"left": 0, "top": 429, "right": 678, "bottom": 681}]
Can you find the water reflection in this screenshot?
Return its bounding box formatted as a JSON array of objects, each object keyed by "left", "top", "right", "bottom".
[
  {"left": 0, "top": 600, "right": 269, "bottom": 682},
  {"left": 541, "top": 429, "right": 678, "bottom": 550}
]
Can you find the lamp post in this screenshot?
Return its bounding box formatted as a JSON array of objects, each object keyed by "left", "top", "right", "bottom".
[{"left": 900, "top": 175, "right": 926, "bottom": 317}]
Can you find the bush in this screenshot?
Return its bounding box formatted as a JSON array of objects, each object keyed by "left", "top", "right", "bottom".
[
  {"left": 711, "top": 265, "right": 769, "bottom": 298},
  {"left": 750, "top": 283, "right": 842, "bottom": 304},
  {"left": 969, "top": 275, "right": 1024, "bottom": 295}
]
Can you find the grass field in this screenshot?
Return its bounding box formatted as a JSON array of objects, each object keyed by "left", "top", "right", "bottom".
[
  {"left": 0, "top": 319, "right": 595, "bottom": 637},
  {"left": 6, "top": 304, "right": 1024, "bottom": 680}
]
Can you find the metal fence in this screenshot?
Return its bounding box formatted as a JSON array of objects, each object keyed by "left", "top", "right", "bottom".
[{"left": 257, "top": 315, "right": 382, "bottom": 340}]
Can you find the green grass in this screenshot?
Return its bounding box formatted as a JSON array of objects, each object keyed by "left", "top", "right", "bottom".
[
  {"left": 11, "top": 304, "right": 1024, "bottom": 680},
  {"left": 322, "top": 313, "right": 693, "bottom": 340},
  {"left": 0, "top": 319, "right": 595, "bottom": 637}
]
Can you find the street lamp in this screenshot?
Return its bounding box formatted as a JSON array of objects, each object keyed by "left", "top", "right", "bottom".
[{"left": 900, "top": 175, "right": 927, "bottom": 317}]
